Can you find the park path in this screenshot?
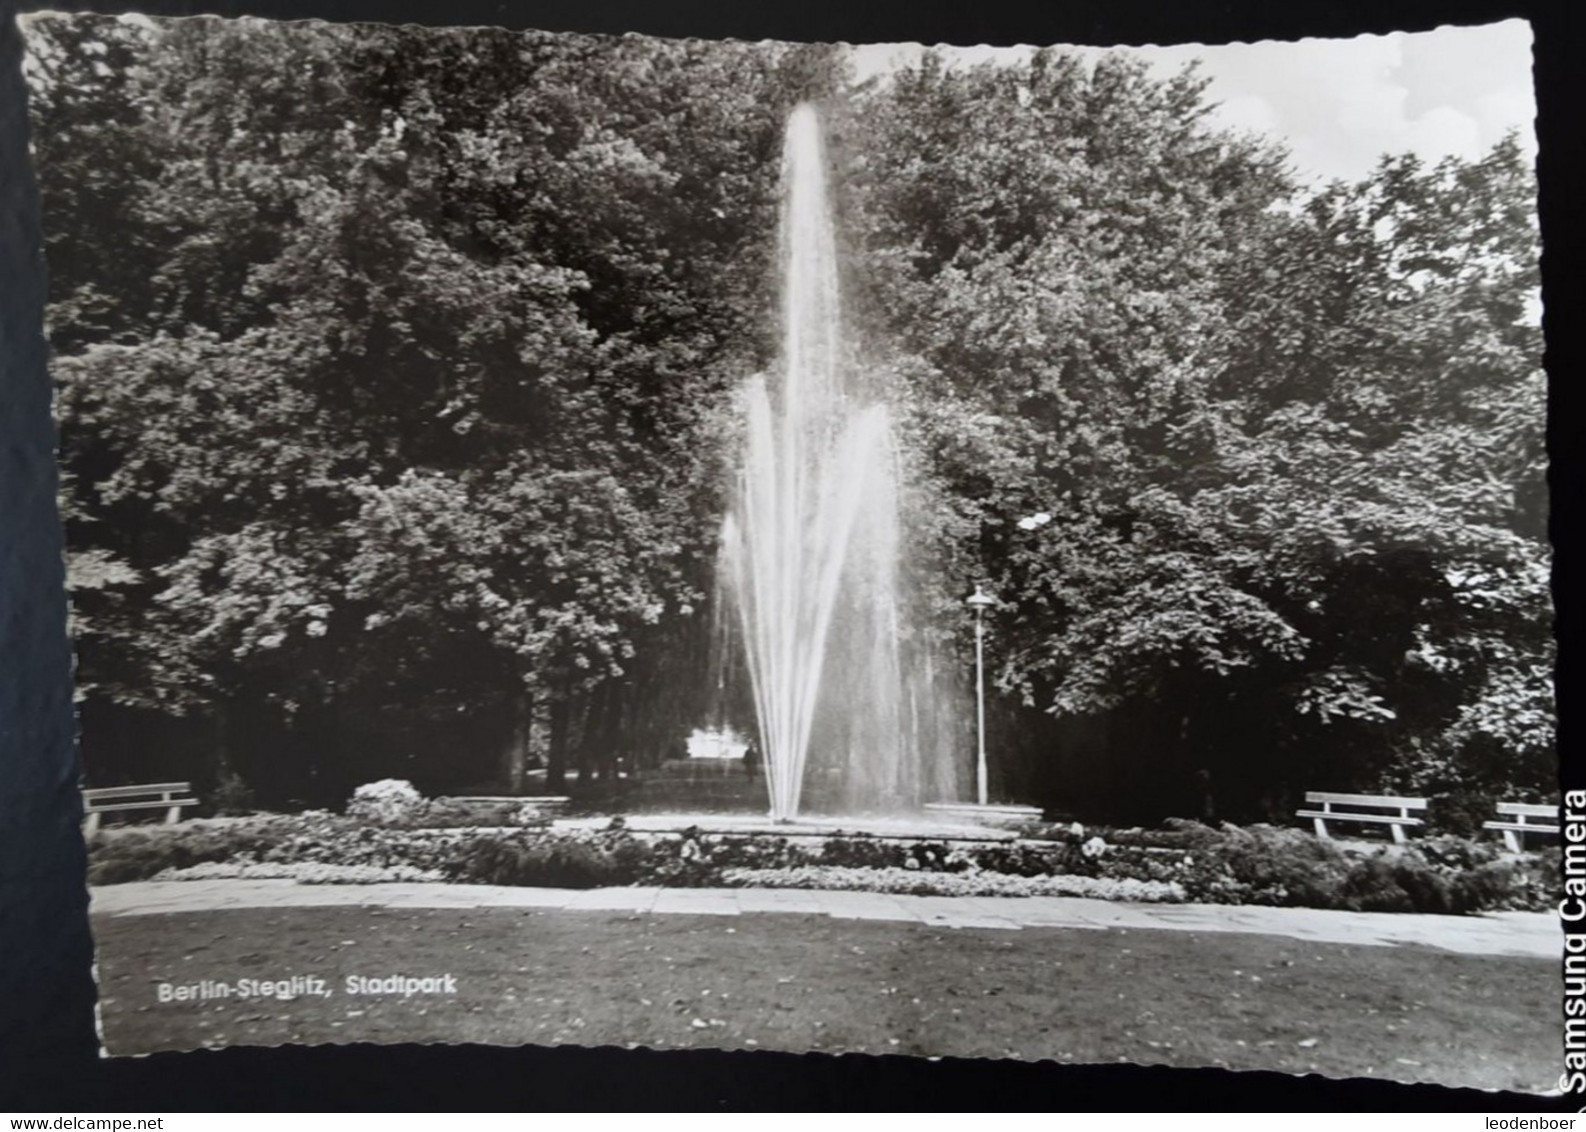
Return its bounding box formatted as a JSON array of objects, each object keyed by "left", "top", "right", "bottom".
[{"left": 88, "top": 880, "right": 1558, "bottom": 959}]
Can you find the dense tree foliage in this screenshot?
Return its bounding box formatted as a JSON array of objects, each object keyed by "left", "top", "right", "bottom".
[
  {"left": 834, "top": 53, "right": 1548, "bottom": 817},
  {"left": 27, "top": 16, "right": 1549, "bottom": 818}
]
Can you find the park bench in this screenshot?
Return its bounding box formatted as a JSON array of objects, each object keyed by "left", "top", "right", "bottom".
[
  {"left": 1483, "top": 802, "right": 1559, "bottom": 852},
  {"left": 82, "top": 782, "right": 199, "bottom": 835},
  {"left": 1297, "top": 791, "right": 1427, "bottom": 843}
]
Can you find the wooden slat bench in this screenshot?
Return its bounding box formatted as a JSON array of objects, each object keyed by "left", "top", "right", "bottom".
[
  {"left": 82, "top": 782, "right": 199, "bottom": 835},
  {"left": 1297, "top": 792, "right": 1427, "bottom": 843},
  {"left": 1484, "top": 802, "right": 1559, "bottom": 852}
]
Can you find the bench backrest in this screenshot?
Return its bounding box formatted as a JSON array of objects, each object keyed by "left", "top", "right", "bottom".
[
  {"left": 1496, "top": 802, "right": 1557, "bottom": 819},
  {"left": 1304, "top": 792, "right": 1427, "bottom": 811},
  {"left": 83, "top": 782, "right": 192, "bottom": 801}
]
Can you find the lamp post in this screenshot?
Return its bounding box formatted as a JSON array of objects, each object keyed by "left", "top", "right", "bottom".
[{"left": 966, "top": 584, "right": 995, "bottom": 806}]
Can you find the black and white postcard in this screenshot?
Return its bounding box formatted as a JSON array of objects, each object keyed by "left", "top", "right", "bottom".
[{"left": 16, "top": 9, "right": 1558, "bottom": 1095}]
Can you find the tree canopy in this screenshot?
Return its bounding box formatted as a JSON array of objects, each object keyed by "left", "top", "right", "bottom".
[{"left": 27, "top": 15, "right": 1549, "bottom": 818}]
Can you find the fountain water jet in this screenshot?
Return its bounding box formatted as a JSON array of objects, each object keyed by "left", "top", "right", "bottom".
[{"left": 720, "top": 103, "right": 955, "bottom": 822}]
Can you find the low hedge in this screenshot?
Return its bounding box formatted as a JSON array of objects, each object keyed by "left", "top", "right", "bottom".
[
  {"left": 86, "top": 814, "right": 471, "bottom": 886},
  {"left": 86, "top": 813, "right": 1559, "bottom": 914}
]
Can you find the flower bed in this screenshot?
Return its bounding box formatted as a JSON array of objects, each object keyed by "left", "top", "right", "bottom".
[
  {"left": 720, "top": 865, "right": 1183, "bottom": 901},
  {"left": 152, "top": 860, "right": 446, "bottom": 884},
  {"left": 86, "top": 813, "right": 476, "bottom": 885},
  {"left": 84, "top": 808, "right": 1558, "bottom": 914}
]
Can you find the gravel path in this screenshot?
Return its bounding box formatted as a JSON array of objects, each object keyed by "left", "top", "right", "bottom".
[{"left": 89, "top": 880, "right": 1558, "bottom": 958}]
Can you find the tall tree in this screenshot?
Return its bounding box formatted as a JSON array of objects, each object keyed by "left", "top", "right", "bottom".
[{"left": 838, "top": 50, "right": 1547, "bottom": 817}]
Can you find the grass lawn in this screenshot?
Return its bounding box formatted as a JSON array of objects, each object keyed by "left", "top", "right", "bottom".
[{"left": 93, "top": 905, "right": 1557, "bottom": 1092}]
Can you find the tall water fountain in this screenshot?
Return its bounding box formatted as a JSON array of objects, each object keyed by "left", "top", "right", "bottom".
[{"left": 719, "top": 103, "right": 959, "bottom": 822}]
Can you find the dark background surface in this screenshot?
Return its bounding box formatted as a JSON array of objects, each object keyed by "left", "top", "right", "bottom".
[{"left": 2, "top": 0, "right": 1580, "bottom": 1111}]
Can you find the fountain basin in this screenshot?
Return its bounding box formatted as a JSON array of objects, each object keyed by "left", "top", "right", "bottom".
[
  {"left": 556, "top": 811, "right": 1023, "bottom": 842},
  {"left": 922, "top": 802, "right": 1044, "bottom": 831},
  {"left": 442, "top": 795, "right": 571, "bottom": 818}
]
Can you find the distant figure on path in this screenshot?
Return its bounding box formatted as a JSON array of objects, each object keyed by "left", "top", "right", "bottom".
[
  {"left": 1197, "top": 767, "right": 1216, "bottom": 823},
  {"left": 743, "top": 739, "right": 760, "bottom": 780}
]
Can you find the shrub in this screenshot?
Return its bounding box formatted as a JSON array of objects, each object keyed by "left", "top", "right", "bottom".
[
  {"left": 705, "top": 834, "right": 812, "bottom": 872},
  {"left": 1156, "top": 817, "right": 1225, "bottom": 848},
  {"left": 1522, "top": 847, "right": 1562, "bottom": 900},
  {"left": 1104, "top": 820, "right": 1225, "bottom": 851},
  {"left": 448, "top": 837, "right": 530, "bottom": 886},
  {"left": 819, "top": 836, "right": 906, "bottom": 870},
  {"left": 85, "top": 808, "right": 1553, "bottom": 914},
  {"left": 346, "top": 779, "right": 427, "bottom": 825},
  {"left": 1385, "top": 857, "right": 1455, "bottom": 914},
  {"left": 88, "top": 834, "right": 187, "bottom": 886},
  {"left": 1335, "top": 854, "right": 1456, "bottom": 914},
  {"left": 1338, "top": 858, "right": 1415, "bottom": 912},
  {"left": 1415, "top": 833, "right": 1503, "bottom": 872},
  {"left": 86, "top": 819, "right": 284, "bottom": 884},
  {"left": 968, "top": 840, "right": 1073, "bottom": 877},
  {"left": 1388, "top": 836, "right": 1549, "bottom": 913},
  {"left": 211, "top": 771, "right": 255, "bottom": 817},
  {"left": 1185, "top": 823, "right": 1353, "bottom": 908},
  {"left": 988, "top": 821, "right": 1074, "bottom": 845},
  {"left": 259, "top": 821, "right": 468, "bottom": 874},
  {"left": 1425, "top": 789, "right": 1498, "bottom": 838},
  {"left": 402, "top": 798, "right": 517, "bottom": 828},
  {"left": 446, "top": 830, "right": 647, "bottom": 888},
  {"left": 1450, "top": 859, "right": 1522, "bottom": 913}
]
